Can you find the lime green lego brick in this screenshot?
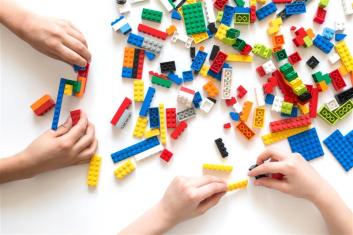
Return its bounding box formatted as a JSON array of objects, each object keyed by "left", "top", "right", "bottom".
[
  {"left": 333, "top": 100, "right": 353, "bottom": 119},
  {"left": 151, "top": 76, "right": 172, "bottom": 88},
  {"left": 252, "top": 44, "right": 272, "bottom": 59},
  {"left": 142, "top": 8, "right": 163, "bottom": 23},
  {"left": 318, "top": 105, "right": 339, "bottom": 125},
  {"left": 223, "top": 37, "right": 236, "bottom": 45},
  {"left": 281, "top": 102, "right": 293, "bottom": 115},
  {"left": 216, "top": 11, "right": 223, "bottom": 22},
  {"left": 294, "top": 84, "right": 307, "bottom": 96},
  {"left": 319, "top": 0, "right": 329, "bottom": 8},
  {"left": 234, "top": 13, "right": 250, "bottom": 25},
  {"left": 182, "top": 2, "right": 207, "bottom": 35},
  {"left": 303, "top": 36, "right": 313, "bottom": 47},
  {"left": 226, "top": 28, "right": 240, "bottom": 39}
]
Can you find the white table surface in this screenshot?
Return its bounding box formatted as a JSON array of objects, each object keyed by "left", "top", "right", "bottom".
[{"left": 1, "top": 0, "right": 352, "bottom": 234}]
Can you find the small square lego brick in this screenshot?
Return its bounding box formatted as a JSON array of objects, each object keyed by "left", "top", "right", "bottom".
[
  {"left": 306, "top": 56, "right": 320, "bottom": 69},
  {"left": 288, "top": 52, "right": 302, "bottom": 65},
  {"left": 70, "top": 109, "right": 81, "bottom": 126}
]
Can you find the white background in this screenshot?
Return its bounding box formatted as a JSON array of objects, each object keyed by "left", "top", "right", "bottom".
[{"left": 1, "top": 0, "right": 352, "bottom": 234}]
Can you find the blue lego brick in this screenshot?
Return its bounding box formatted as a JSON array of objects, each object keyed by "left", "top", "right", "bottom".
[
  {"left": 191, "top": 51, "right": 208, "bottom": 72},
  {"left": 335, "top": 33, "right": 346, "bottom": 42},
  {"left": 206, "top": 29, "right": 214, "bottom": 38},
  {"left": 122, "top": 67, "right": 133, "bottom": 78},
  {"left": 145, "top": 51, "right": 156, "bottom": 61},
  {"left": 127, "top": 33, "right": 144, "bottom": 47},
  {"left": 285, "top": 2, "right": 306, "bottom": 15},
  {"left": 322, "top": 27, "right": 334, "bottom": 41},
  {"left": 346, "top": 130, "right": 353, "bottom": 146},
  {"left": 51, "top": 78, "right": 67, "bottom": 130},
  {"left": 323, "top": 129, "right": 353, "bottom": 172},
  {"left": 265, "top": 94, "right": 275, "bottom": 105},
  {"left": 234, "top": 7, "right": 250, "bottom": 13},
  {"left": 229, "top": 112, "right": 240, "bottom": 121},
  {"left": 193, "top": 91, "right": 203, "bottom": 108},
  {"left": 182, "top": 70, "right": 194, "bottom": 82},
  {"left": 139, "top": 87, "right": 156, "bottom": 117},
  {"left": 281, "top": 106, "right": 298, "bottom": 118},
  {"left": 149, "top": 107, "right": 160, "bottom": 128},
  {"left": 207, "top": 63, "right": 231, "bottom": 81},
  {"left": 221, "top": 5, "right": 235, "bottom": 26},
  {"left": 256, "top": 2, "right": 277, "bottom": 20},
  {"left": 288, "top": 128, "right": 324, "bottom": 161},
  {"left": 313, "top": 34, "right": 334, "bottom": 54},
  {"left": 111, "top": 136, "right": 160, "bottom": 163},
  {"left": 120, "top": 24, "right": 132, "bottom": 35},
  {"left": 171, "top": 9, "right": 182, "bottom": 20},
  {"left": 73, "top": 65, "right": 86, "bottom": 72},
  {"left": 167, "top": 72, "right": 183, "bottom": 85}
]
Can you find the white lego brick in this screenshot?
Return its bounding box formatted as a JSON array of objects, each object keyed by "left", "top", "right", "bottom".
[
  {"left": 200, "top": 98, "right": 215, "bottom": 113},
  {"left": 271, "top": 96, "right": 283, "bottom": 112},
  {"left": 326, "top": 99, "right": 340, "bottom": 111},
  {"left": 117, "top": 3, "right": 131, "bottom": 14},
  {"left": 116, "top": 110, "right": 132, "bottom": 129},
  {"left": 134, "top": 144, "right": 164, "bottom": 161},
  {"left": 254, "top": 87, "right": 265, "bottom": 107},
  {"left": 232, "top": 103, "right": 242, "bottom": 113},
  {"left": 177, "top": 90, "right": 194, "bottom": 107},
  {"left": 221, "top": 68, "right": 233, "bottom": 99},
  {"left": 328, "top": 52, "right": 340, "bottom": 64},
  {"left": 157, "top": 0, "right": 173, "bottom": 12},
  {"left": 262, "top": 60, "right": 276, "bottom": 75},
  {"left": 111, "top": 17, "right": 128, "bottom": 31},
  {"left": 335, "top": 21, "right": 345, "bottom": 31},
  {"left": 342, "top": 0, "right": 353, "bottom": 15},
  {"left": 204, "top": 0, "right": 216, "bottom": 23},
  {"left": 171, "top": 31, "right": 193, "bottom": 48}
]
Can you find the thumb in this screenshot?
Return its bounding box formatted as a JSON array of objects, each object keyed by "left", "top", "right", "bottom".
[
  {"left": 254, "top": 178, "right": 288, "bottom": 193},
  {"left": 54, "top": 116, "right": 72, "bottom": 137}
]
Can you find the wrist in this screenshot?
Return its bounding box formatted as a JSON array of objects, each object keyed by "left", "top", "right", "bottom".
[
  {"left": 15, "top": 149, "right": 38, "bottom": 179},
  {"left": 153, "top": 201, "right": 177, "bottom": 233},
  {"left": 308, "top": 182, "right": 334, "bottom": 208}
]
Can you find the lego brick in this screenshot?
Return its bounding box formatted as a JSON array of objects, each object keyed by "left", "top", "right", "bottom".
[
  {"left": 177, "top": 107, "right": 196, "bottom": 122},
  {"left": 237, "top": 85, "right": 247, "bottom": 99},
  {"left": 204, "top": 0, "right": 216, "bottom": 23},
  {"left": 111, "top": 97, "right": 132, "bottom": 126},
  {"left": 221, "top": 68, "right": 233, "bottom": 99},
  {"left": 214, "top": 138, "right": 229, "bottom": 158},
  {"left": 157, "top": 0, "right": 174, "bottom": 11},
  {"left": 256, "top": 2, "right": 277, "bottom": 20},
  {"left": 326, "top": 99, "right": 340, "bottom": 112},
  {"left": 313, "top": 6, "right": 326, "bottom": 24},
  {"left": 253, "top": 107, "right": 265, "bottom": 129},
  {"left": 139, "top": 87, "right": 155, "bottom": 117},
  {"left": 265, "top": 94, "right": 275, "bottom": 105},
  {"left": 329, "top": 69, "right": 346, "bottom": 91},
  {"left": 159, "top": 104, "right": 167, "bottom": 145},
  {"left": 182, "top": 70, "right": 194, "bottom": 82},
  {"left": 193, "top": 91, "right": 203, "bottom": 108},
  {"left": 178, "top": 86, "right": 195, "bottom": 107},
  {"left": 200, "top": 97, "right": 216, "bottom": 113},
  {"left": 127, "top": 33, "right": 144, "bottom": 48},
  {"left": 64, "top": 84, "right": 73, "bottom": 96},
  {"left": 322, "top": 27, "right": 334, "bottom": 40},
  {"left": 31, "top": 94, "right": 55, "bottom": 116},
  {"left": 191, "top": 50, "right": 208, "bottom": 72},
  {"left": 133, "top": 116, "right": 148, "bottom": 138},
  {"left": 111, "top": 16, "right": 132, "bottom": 34},
  {"left": 333, "top": 100, "right": 353, "bottom": 119},
  {"left": 285, "top": 2, "right": 306, "bottom": 15},
  {"left": 236, "top": 121, "right": 255, "bottom": 140},
  {"left": 318, "top": 105, "right": 339, "bottom": 125},
  {"left": 160, "top": 61, "right": 176, "bottom": 73},
  {"left": 335, "top": 41, "right": 353, "bottom": 72},
  {"left": 171, "top": 121, "right": 188, "bottom": 139},
  {"left": 227, "top": 179, "right": 248, "bottom": 191},
  {"left": 203, "top": 81, "right": 219, "bottom": 97},
  {"left": 270, "top": 114, "right": 311, "bottom": 132},
  {"left": 224, "top": 123, "right": 231, "bottom": 129},
  {"left": 226, "top": 54, "right": 253, "bottom": 63},
  {"left": 133, "top": 80, "right": 144, "bottom": 102},
  {"left": 214, "top": 0, "right": 228, "bottom": 10},
  {"left": 221, "top": 5, "right": 235, "bottom": 26},
  {"left": 134, "top": 144, "right": 164, "bottom": 161},
  {"left": 240, "top": 101, "right": 253, "bottom": 122},
  {"left": 203, "top": 163, "right": 232, "bottom": 171},
  {"left": 137, "top": 23, "right": 167, "bottom": 40},
  {"left": 215, "top": 24, "right": 229, "bottom": 41},
  {"left": 229, "top": 112, "right": 240, "bottom": 121},
  {"left": 149, "top": 107, "right": 160, "bottom": 129},
  {"left": 335, "top": 87, "right": 353, "bottom": 105},
  {"left": 209, "top": 51, "right": 228, "bottom": 73},
  {"left": 271, "top": 96, "right": 284, "bottom": 112},
  {"left": 51, "top": 78, "right": 67, "bottom": 130},
  {"left": 142, "top": 8, "right": 163, "bottom": 23},
  {"left": 309, "top": 88, "right": 318, "bottom": 118},
  {"left": 210, "top": 45, "right": 220, "bottom": 61},
  {"left": 167, "top": 73, "right": 183, "bottom": 85},
  {"left": 313, "top": 34, "right": 334, "bottom": 54},
  {"left": 160, "top": 148, "right": 173, "bottom": 162},
  {"left": 234, "top": 12, "right": 250, "bottom": 25},
  {"left": 141, "top": 36, "right": 163, "bottom": 55},
  {"left": 328, "top": 52, "right": 340, "bottom": 64},
  {"left": 281, "top": 101, "right": 293, "bottom": 115},
  {"left": 252, "top": 43, "right": 272, "bottom": 59},
  {"left": 182, "top": 2, "right": 207, "bottom": 35},
  {"left": 114, "top": 160, "right": 136, "bottom": 179},
  {"left": 144, "top": 129, "right": 160, "bottom": 138},
  {"left": 151, "top": 76, "right": 172, "bottom": 88},
  {"left": 116, "top": 110, "right": 132, "bottom": 129},
  {"left": 111, "top": 136, "right": 160, "bottom": 163},
  {"left": 70, "top": 109, "right": 81, "bottom": 126},
  {"left": 87, "top": 155, "right": 102, "bottom": 187},
  {"left": 262, "top": 126, "right": 310, "bottom": 145},
  {"left": 171, "top": 31, "right": 194, "bottom": 48},
  {"left": 323, "top": 130, "right": 353, "bottom": 171}
]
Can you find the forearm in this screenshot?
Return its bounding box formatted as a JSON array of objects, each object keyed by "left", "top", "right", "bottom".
[
  {"left": 0, "top": 151, "right": 35, "bottom": 183},
  {"left": 311, "top": 184, "right": 353, "bottom": 235},
  {"left": 0, "top": 0, "right": 30, "bottom": 37},
  {"left": 119, "top": 202, "right": 174, "bottom": 235}
]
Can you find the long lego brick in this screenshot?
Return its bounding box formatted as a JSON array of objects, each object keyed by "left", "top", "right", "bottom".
[
  {"left": 226, "top": 54, "right": 253, "bottom": 62},
  {"left": 134, "top": 144, "right": 164, "bottom": 161},
  {"left": 253, "top": 107, "right": 265, "bottom": 129},
  {"left": 269, "top": 115, "right": 311, "bottom": 132},
  {"left": 203, "top": 163, "right": 233, "bottom": 172},
  {"left": 87, "top": 155, "right": 102, "bottom": 187},
  {"left": 309, "top": 87, "right": 318, "bottom": 118},
  {"left": 111, "top": 136, "right": 160, "bottom": 163},
  {"left": 138, "top": 23, "right": 167, "bottom": 40},
  {"left": 191, "top": 50, "right": 208, "bottom": 72},
  {"left": 262, "top": 126, "right": 310, "bottom": 145},
  {"left": 323, "top": 130, "right": 353, "bottom": 172},
  {"left": 111, "top": 97, "right": 132, "bottom": 125},
  {"left": 227, "top": 179, "right": 248, "bottom": 191},
  {"left": 132, "top": 48, "right": 141, "bottom": 79},
  {"left": 136, "top": 50, "right": 145, "bottom": 79},
  {"left": 240, "top": 101, "right": 253, "bottom": 122},
  {"left": 139, "top": 87, "right": 156, "bottom": 117},
  {"left": 333, "top": 100, "right": 353, "bottom": 119},
  {"left": 51, "top": 78, "right": 66, "bottom": 130},
  {"left": 209, "top": 51, "right": 227, "bottom": 73},
  {"left": 166, "top": 108, "right": 177, "bottom": 128},
  {"left": 159, "top": 104, "right": 167, "bottom": 145},
  {"left": 31, "top": 94, "right": 55, "bottom": 116},
  {"left": 171, "top": 121, "right": 188, "bottom": 139}
]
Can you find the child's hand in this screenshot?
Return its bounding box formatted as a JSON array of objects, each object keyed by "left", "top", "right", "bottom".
[
  {"left": 158, "top": 176, "right": 227, "bottom": 225},
  {"left": 248, "top": 148, "right": 327, "bottom": 202},
  {"left": 21, "top": 14, "right": 91, "bottom": 67},
  {"left": 22, "top": 111, "right": 98, "bottom": 177}
]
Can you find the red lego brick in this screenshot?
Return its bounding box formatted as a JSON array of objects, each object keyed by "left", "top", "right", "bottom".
[
  {"left": 214, "top": 0, "right": 228, "bottom": 10},
  {"left": 31, "top": 94, "right": 55, "bottom": 116},
  {"left": 225, "top": 97, "right": 237, "bottom": 106},
  {"left": 111, "top": 97, "right": 132, "bottom": 125},
  {"left": 309, "top": 87, "right": 318, "bottom": 118},
  {"left": 209, "top": 51, "right": 227, "bottom": 73},
  {"left": 136, "top": 50, "right": 145, "bottom": 79},
  {"left": 138, "top": 24, "right": 168, "bottom": 40},
  {"left": 223, "top": 123, "right": 231, "bottom": 129},
  {"left": 149, "top": 71, "right": 168, "bottom": 79},
  {"left": 329, "top": 69, "right": 346, "bottom": 91},
  {"left": 313, "top": 7, "right": 326, "bottom": 24},
  {"left": 160, "top": 149, "right": 173, "bottom": 162},
  {"left": 256, "top": 66, "right": 266, "bottom": 77},
  {"left": 288, "top": 52, "right": 302, "bottom": 65},
  {"left": 166, "top": 108, "right": 177, "bottom": 128},
  {"left": 237, "top": 85, "right": 247, "bottom": 99},
  {"left": 70, "top": 109, "right": 81, "bottom": 126},
  {"left": 273, "top": 70, "right": 298, "bottom": 104},
  {"left": 272, "top": 0, "right": 291, "bottom": 2},
  {"left": 250, "top": 5, "right": 256, "bottom": 23},
  {"left": 171, "top": 121, "right": 187, "bottom": 139},
  {"left": 271, "top": 173, "right": 284, "bottom": 180},
  {"left": 77, "top": 63, "right": 90, "bottom": 78},
  {"left": 263, "top": 76, "right": 278, "bottom": 94},
  {"left": 240, "top": 44, "right": 252, "bottom": 56},
  {"left": 269, "top": 114, "right": 311, "bottom": 132}
]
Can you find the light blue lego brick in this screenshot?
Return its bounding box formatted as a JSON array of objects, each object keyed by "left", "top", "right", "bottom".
[
  {"left": 229, "top": 112, "right": 240, "bottom": 121},
  {"left": 323, "top": 129, "right": 353, "bottom": 172},
  {"left": 167, "top": 73, "right": 183, "bottom": 85},
  {"left": 288, "top": 128, "right": 324, "bottom": 161},
  {"left": 139, "top": 87, "right": 156, "bottom": 117},
  {"left": 51, "top": 78, "right": 67, "bottom": 130},
  {"left": 111, "top": 136, "right": 160, "bottom": 163},
  {"left": 145, "top": 51, "right": 156, "bottom": 61},
  {"left": 120, "top": 24, "right": 132, "bottom": 35},
  {"left": 182, "top": 70, "right": 194, "bottom": 82},
  {"left": 122, "top": 67, "right": 133, "bottom": 78},
  {"left": 256, "top": 2, "right": 277, "bottom": 20},
  {"left": 285, "top": 2, "right": 306, "bottom": 15},
  {"left": 322, "top": 27, "right": 334, "bottom": 40},
  {"left": 191, "top": 51, "right": 208, "bottom": 72},
  {"left": 313, "top": 34, "right": 333, "bottom": 54},
  {"left": 221, "top": 5, "right": 234, "bottom": 26},
  {"left": 193, "top": 91, "right": 203, "bottom": 108},
  {"left": 127, "top": 33, "right": 144, "bottom": 47},
  {"left": 149, "top": 107, "right": 160, "bottom": 128}
]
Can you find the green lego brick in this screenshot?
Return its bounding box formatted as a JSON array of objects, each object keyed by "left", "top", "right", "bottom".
[
  {"left": 252, "top": 44, "right": 272, "bottom": 59},
  {"left": 274, "top": 49, "right": 287, "bottom": 62},
  {"left": 216, "top": 11, "right": 223, "bottom": 22},
  {"left": 234, "top": 0, "right": 245, "bottom": 7},
  {"left": 279, "top": 63, "right": 293, "bottom": 75},
  {"left": 226, "top": 28, "right": 240, "bottom": 39},
  {"left": 318, "top": 105, "right": 339, "bottom": 125},
  {"left": 232, "top": 38, "right": 246, "bottom": 51},
  {"left": 285, "top": 71, "right": 299, "bottom": 82},
  {"left": 182, "top": 2, "right": 207, "bottom": 35},
  {"left": 312, "top": 72, "right": 331, "bottom": 84},
  {"left": 223, "top": 37, "right": 236, "bottom": 45},
  {"left": 142, "top": 8, "right": 163, "bottom": 23},
  {"left": 65, "top": 80, "right": 80, "bottom": 93},
  {"left": 333, "top": 100, "right": 353, "bottom": 119},
  {"left": 168, "top": 0, "right": 176, "bottom": 8},
  {"left": 281, "top": 102, "right": 293, "bottom": 115},
  {"left": 234, "top": 13, "right": 250, "bottom": 25},
  {"left": 151, "top": 76, "right": 172, "bottom": 88}
]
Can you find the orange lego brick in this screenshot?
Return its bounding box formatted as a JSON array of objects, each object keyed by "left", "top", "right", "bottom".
[
  {"left": 166, "top": 25, "right": 177, "bottom": 36},
  {"left": 203, "top": 81, "right": 219, "bottom": 97},
  {"left": 123, "top": 47, "right": 135, "bottom": 68},
  {"left": 75, "top": 76, "right": 87, "bottom": 98},
  {"left": 30, "top": 94, "right": 55, "bottom": 116},
  {"left": 240, "top": 101, "right": 253, "bottom": 122},
  {"left": 236, "top": 121, "right": 255, "bottom": 140},
  {"left": 306, "top": 28, "right": 315, "bottom": 38}
]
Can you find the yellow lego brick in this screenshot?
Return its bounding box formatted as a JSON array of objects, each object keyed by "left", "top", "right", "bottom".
[
  {"left": 87, "top": 155, "right": 102, "bottom": 187},
  {"left": 133, "top": 117, "right": 148, "bottom": 138},
  {"left": 298, "top": 103, "right": 309, "bottom": 115},
  {"left": 250, "top": 0, "right": 257, "bottom": 6},
  {"left": 227, "top": 179, "right": 248, "bottom": 191},
  {"left": 133, "top": 80, "right": 144, "bottom": 102},
  {"left": 177, "top": 7, "right": 183, "bottom": 19},
  {"left": 200, "top": 65, "right": 212, "bottom": 79},
  {"left": 289, "top": 78, "right": 302, "bottom": 89},
  {"left": 215, "top": 24, "right": 229, "bottom": 41},
  {"left": 186, "top": 0, "right": 196, "bottom": 3},
  {"left": 253, "top": 107, "right": 265, "bottom": 129},
  {"left": 216, "top": 11, "right": 223, "bottom": 22},
  {"left": 64, "top": 84, "right": 73, "bottom": 96},
  {"left": 262, "top": 126, "right": 310, "bottom": 145},
  {"left": 317, "top": 80, "right": 329, "bottom": 92},
  {"left": 226, "top": 54, "right": 253, "bottom": 63},
  {"left": 335, "top": 41, "right": 353, "bottom": 72},
  {"left": 306, "top": 28, "right": 315, "bottom": 39},
  {"left": 257, "top": 0, "right": 266, "bottom": 3},
  {"left": 159, "top": 103, "right": 167, "bottom": 145},
  {"left": 192, "top": 32, "right": 209, "bottom": 44},
  {"left": 144, "top": 129, "right": 160, "bottom": 138},
  {"left": 114, "top": 160, "right": 135, "bottom": 180},
  {"left": 203, "top": 163, "right": 233, "bottom": 172},
  {"left": 166, "top": 25, "right": 177, "bottom": 36},
  {"left": 240, "top": 101, "right": 253, "bottom": 122}
]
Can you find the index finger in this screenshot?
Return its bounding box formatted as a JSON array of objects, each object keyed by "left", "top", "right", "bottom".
[
  {"left": 61, "top": 111, "right": 88, "bottom": 143},
  {"left": 256, "top": 148, "right": 288, "bottom": 165},
  {"left": 249, "top": 161, "right": 286, "bottom": 177},
  {"left": 195, "top": 182, "right": 227, "bottom": 201},
  {"left": 190, "top": 176, "right": 226, "bottom": 188}
]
